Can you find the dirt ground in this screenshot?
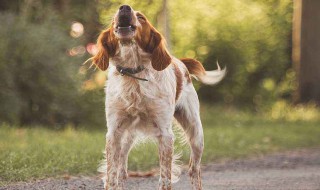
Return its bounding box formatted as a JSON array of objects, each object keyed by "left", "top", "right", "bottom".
[{"left": 2, "top": 148, "right": 320, "bottom": 190}]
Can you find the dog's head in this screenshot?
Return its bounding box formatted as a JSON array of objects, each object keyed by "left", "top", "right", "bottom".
[{"left": 92, "top": 5, "right": 171, "bottom": 71}]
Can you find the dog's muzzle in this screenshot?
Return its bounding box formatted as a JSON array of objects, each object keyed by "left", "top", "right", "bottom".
[{"left": 115, "top": 5, "right": 136, "bottom": 37}]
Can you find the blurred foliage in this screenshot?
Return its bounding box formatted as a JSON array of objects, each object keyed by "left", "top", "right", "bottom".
[
  {"left": 0, "top": 12, "right": 77, "bottom": 125},
  {"left": 0, "top": 0, "right": 304, "bottom": 127},
  {"left": 0, "top": 1, "right": 105, "bottom": 127},
  {"left": 269, "top": 100, "right": 320, "bottom": 122},
  {"left": 168, "top": 0, "right": 293, "bottom": 107}
]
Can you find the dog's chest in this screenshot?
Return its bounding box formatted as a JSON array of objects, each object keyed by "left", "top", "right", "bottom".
[
  {"left": 107, "top": 44, "right": 169, "bottom": 116},
  {"left": 106, "top": 75, "right": 166, "bottom": 118},
  {"left": 106, "top": 43, "right": 176, "bottom": 132}
]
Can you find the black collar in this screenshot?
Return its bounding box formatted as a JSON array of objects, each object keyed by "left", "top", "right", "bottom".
[{"left": 116, "top": 65, "right": 148, "bottom": 81}]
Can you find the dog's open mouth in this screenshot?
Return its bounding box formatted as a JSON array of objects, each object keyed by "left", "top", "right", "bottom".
[
  {"left": 114, "top": 5, "right": 137, "bottom": 40},
  {"left": 115, "top": 12, "right": 136, "bottom": 39},
  {"left": 115, "top": 25, "right": 136, "bottom": 37}
]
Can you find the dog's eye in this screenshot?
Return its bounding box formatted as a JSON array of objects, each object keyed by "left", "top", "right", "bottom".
[
  {"left": 136, "top": 13, "right": 146, "bottom": 22},
  {"left": 137, "top": 15, "right": 145, "bottom": 20}
]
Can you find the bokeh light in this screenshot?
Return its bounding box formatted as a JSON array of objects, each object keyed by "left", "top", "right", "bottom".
[
  {"left": 70, "top": 22, "right": 84, "bottom": 38},
  {"left": 68, "top": 46, "right": 86, "bottom": 56},
  {"left": 86, "top": 43, "right": 98, "bottom": 55}
]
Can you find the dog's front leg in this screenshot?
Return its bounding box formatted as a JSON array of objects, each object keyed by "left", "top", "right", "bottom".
[
  {"left": 118, "top": 132, "right": 135, "bottom": 189},
  {"left": 157, "top": 126, "right": 174, "bottom": 190},
  {"left": 105, "top": 128, "right": 123, "bottom": 190}
]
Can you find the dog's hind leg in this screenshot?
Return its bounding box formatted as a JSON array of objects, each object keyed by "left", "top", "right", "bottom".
[{"left": 174, "top": 87, "right": 204, "bottom": 190}]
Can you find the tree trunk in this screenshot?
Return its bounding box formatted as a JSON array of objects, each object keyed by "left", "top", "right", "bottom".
[
  {"left": 157, "top": 0, "right": 171, "bottom": 50},
  {"left": 293, "top": 0, "right": 320, "bottom": 105}
]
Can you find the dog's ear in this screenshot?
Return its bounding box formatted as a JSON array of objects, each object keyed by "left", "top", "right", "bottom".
[
  {"left": 92, "top": 27, "right": 118, "bottom": 71},
  {"left": 149, "top": 29, "right": 172, "bottom": 71},
  {"left": 135, "top": 12, "right": 171, "bottom": 71}
]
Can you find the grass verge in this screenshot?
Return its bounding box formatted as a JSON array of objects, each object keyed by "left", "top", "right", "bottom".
[{"left": 0, "top": 106, "right": 320, "bottom": 185}]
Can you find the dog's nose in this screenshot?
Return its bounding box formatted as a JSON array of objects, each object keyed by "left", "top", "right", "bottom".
[
  {"left": 118, "top": 5, "right": 132, "bottom": 27},
  {"left": 119, "top": 5, "right": 131, "bottom": 12}
]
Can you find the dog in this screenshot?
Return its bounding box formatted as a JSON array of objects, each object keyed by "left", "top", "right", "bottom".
[{"left": 91, "top": 5, "right": 226, "bottom": 190}]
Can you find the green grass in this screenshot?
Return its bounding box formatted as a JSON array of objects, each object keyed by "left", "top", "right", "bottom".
[{"left": 1, "top": 106, "right": 320, "bottom": 186}]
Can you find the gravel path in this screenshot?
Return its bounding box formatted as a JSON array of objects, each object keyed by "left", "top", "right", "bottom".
[{"left": 2, "top": 148, "right": 320, "bottom": 190}]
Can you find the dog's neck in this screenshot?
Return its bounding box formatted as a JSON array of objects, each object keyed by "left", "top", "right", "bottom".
[
  {"left": 111, "top": 41, "right": 150, "bottom": 69},
  {"left": 119, "top": 38, "right": 136, "bottom": 46}
]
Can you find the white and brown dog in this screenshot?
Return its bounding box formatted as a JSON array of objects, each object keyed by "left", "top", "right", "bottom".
[{"left": 92, "top": 5, "right": 226, "bottom": 190}]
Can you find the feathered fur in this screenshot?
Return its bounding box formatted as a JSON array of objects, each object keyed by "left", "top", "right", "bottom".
[
  {"left": 92, "top": 5, "right": 225, "bottom": 190},
  {"left": 180, "top": 58, "right": 226, "bottom": 85}
]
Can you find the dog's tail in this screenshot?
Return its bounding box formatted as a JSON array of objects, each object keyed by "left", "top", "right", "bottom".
[{"left": 180, "top": 58, "right": 226, "bottom": 85}]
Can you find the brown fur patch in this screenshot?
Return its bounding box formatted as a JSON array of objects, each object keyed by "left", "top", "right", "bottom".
[
  {"left": 92, "top": 26, "right": 118, "bottom": 71},
  {"left": 180, "top": 58, "right": 206, "bottom": 76},
  {"left": 173, "top": 63, "right": 183, "bottom": 101},
  {"left": 134, "top": 12, "right": 171, "bottom": 71},
  {"left": 185, "top": 70, "right": 192, "bottom": 83}
]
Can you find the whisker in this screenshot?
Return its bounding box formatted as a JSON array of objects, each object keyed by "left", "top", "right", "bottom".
[
  {"left": 89, "top": 62, "right": 95, "bottom": 69},
  {"left": 83, "top": 57, "right": 93, "bottom": 65}
]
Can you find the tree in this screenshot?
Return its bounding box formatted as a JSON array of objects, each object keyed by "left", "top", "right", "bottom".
[
  {"left": 0, "top": 0, "right": 105, "bottom": 127},
  {"left": 293, "top": 0, "right": 320, "bottom": 105},
  {"left": 156, "top": 0, "right": 171, "bottom": 49}
]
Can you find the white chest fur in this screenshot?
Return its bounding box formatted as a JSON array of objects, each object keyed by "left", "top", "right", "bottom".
[{"left": 104, "top": 42, "right": 176, "bottom": 133}]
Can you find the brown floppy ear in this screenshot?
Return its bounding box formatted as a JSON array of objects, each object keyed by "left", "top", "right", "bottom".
[
  {"left": 135, "top": 13, "right": 171, "bottom": 71},
  {"left": 92, "top": 27, "right": 118, "bottom": 71},
  {"left": 149, "top": 30, "right": 172, "bottom": 71}
]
